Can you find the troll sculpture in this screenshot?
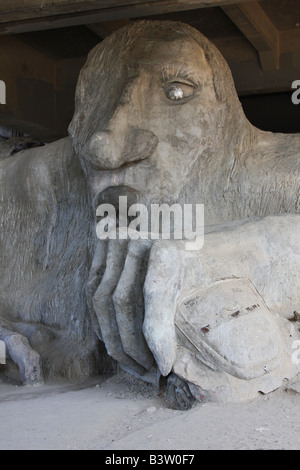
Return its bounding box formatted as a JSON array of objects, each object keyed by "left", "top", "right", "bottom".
[{"left": 0, "top": 21, "right": 299, "bottom": 408}]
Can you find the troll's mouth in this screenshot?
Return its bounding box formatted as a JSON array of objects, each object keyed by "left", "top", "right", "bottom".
[{"left": 93, "top": 185, "right": 140, "bottom": 212}]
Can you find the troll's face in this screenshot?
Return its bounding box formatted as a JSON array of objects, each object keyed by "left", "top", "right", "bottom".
[{"left": 69, "top": 21, "right": 247, "bottom": 210}]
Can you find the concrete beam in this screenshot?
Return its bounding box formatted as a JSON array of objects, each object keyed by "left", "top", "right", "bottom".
[
  {"left": 0, "top": 0, "right": 254, "bottom": 35},
  {"left": 222, "top": 1, "right": 280, "bottom": 71}
]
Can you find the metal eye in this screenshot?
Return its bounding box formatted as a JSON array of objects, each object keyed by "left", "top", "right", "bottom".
[
  {"left": 166, "top": 85, "right": 184, "bottom": 100},
  {"left": 165, "top": 82, "right": 195, "bottom": 101}
]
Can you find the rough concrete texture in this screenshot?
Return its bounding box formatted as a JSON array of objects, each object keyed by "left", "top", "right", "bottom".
[
  {"left": 0, "top": 21, "right": 299, "bottom": 407},
  {"left": 144, "top": 215, "right": 300, "bottom": 403},
  {"left": 0, "top": 138, "right": 107, "bottom": 383}
]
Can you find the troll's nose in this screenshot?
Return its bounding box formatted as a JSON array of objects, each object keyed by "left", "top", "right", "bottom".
[{"left": 87, "top": 127, "right": 158, "bottom": 170}]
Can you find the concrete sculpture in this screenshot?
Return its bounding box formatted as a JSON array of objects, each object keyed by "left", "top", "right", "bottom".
[{"left": 0, "top": 21, "right": 299, "bottom": 408}]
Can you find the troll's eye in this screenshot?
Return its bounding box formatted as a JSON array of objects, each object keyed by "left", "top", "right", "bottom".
[{"left": 165, "top": 82, "right": 195, "bottom": 101}]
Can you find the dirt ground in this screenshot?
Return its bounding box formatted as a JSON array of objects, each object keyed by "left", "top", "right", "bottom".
[{"left": 1, "top": 369, "right": 300, "bottom": 451}]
